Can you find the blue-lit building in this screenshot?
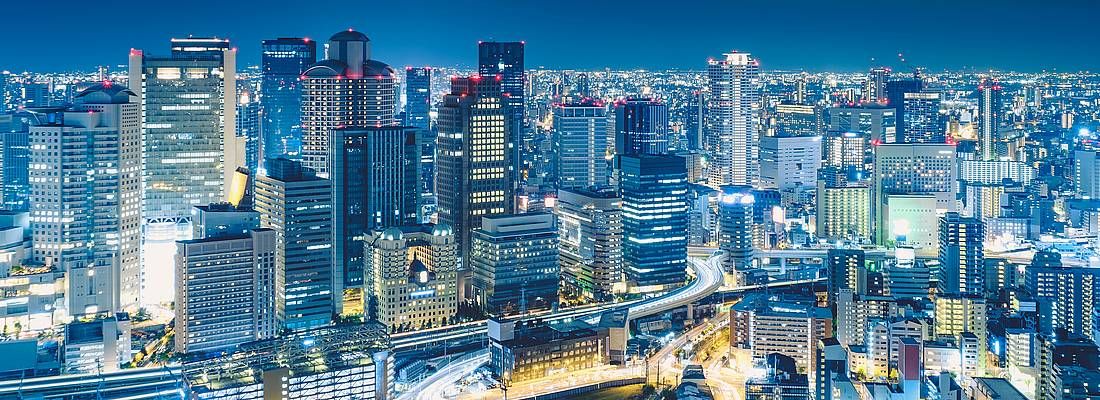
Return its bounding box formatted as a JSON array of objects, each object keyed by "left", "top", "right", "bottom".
[
  {"left": 1, "top": 108, "right": 63, "bottom": 211},
  {"left": 470, "top": 213, "right": 559, "bottom": 315},
  {"left": 260, "top": 38, "right": 316, "bottom": 161},
  {"left": 884, "top": 77, "right": 923, "bottom": 143},
  {"left": 938, "top": 212, "right": 984, "bottom": 297},
  {"left": 718, "top": 186, "right": 755, "bottom": 271},
  {"left": 552, "top": 100, "right": 609, "bottom": 190},
  {"left": 901, "top": 92, "right": 944, "bottom": 143},
  {"left": 620, "top": 154, "right": 689, "bottom": 289},
  {"left": 330, "top": 126, "right": 420, "bottom": 302},
  {"left": 615, "top": 97, "right": 670, "bottom": 156},
  {"left": 404, "top": 67, "right": 435, "bottom": 200},
  {"left": 237, "top": 87, "right": 262, "bottom": 172}
]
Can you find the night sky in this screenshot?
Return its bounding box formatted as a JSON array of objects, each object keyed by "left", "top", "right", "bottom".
[{"left": 4, "top": 0, "right": 1099, "bottom": 73}]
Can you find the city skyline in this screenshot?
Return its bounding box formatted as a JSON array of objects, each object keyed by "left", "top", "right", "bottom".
[{"left": 5, "top": 0, "right": 1100, "bottom": 73}]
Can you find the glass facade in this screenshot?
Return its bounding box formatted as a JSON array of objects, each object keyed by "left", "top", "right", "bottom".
[
  {"left": 620, "top": 154, "right": 688, "bottom": 288},
  {"left": 552, "top": 102, "right": 608, "bottom": 190},
  {"left": 260, "top": 38, "right": 316, "bottom": 162}
]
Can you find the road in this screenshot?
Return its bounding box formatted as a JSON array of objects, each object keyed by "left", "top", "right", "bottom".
[{"left": 400, "top": 350, "right": 491, "bottom": 400}]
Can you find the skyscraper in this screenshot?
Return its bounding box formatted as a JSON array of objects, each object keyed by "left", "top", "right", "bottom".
[
  {"left": 826, "top": 104, "right": 896, "bottom": 144},
  {"left": 2, "top": 108, "right": 61, "bottom": 212},
  {"left": 301, "top": 30, "right": 398, "bottom": 177},
  {"left": 469, "top": 213, "right": 559, "bottom": 315},
  {"left": 884, "top": 77, "right": 923, "bottom": 142},
  {"left": 1026, "top": 251, "right": 1099, "bottom": 340},
  {"left": 865, "top": 67, "right": 890, "bottom": 103},
  {"left": 237, "top": 88, "right": 262, "bottom": 172},
  {"left": 556, "top": 189, "right": 623, "bottom": 301},
  {"left": 477, "top": 41, "right": 524, "bottom": 181},
  {"left": 901, "top": 92, "right": 944, "bottom": 143},
  {"left": 938, "top": 212, "right": 984, "bottom": 297},
  {"left": 685, "top": 90, "right": 705, "bottom": 151},
  {"left": 436, "top": 75, "right": 514, "bottom": 261},
  {"left": 260, "top": 38, "right": 316, "bottom": 162},
  {"left": 552, "top": 100, "right": 609, "bottom": 190},
  {"left": 404, "top": 67, "right": 435, "bottom": 199},
  {"left": 128, "top": 38, "right": 239, "bottom": 226},
  {"left": 614, "top": 97, "right": 670, "bottom": 156},
  {"left": 718, "top": 186, "right": 755, "bottom": 272},
  {"left": 330, "top": 126, "right": 420, "bottom": 305},
  {"left": 621, "top": 154, "right": 689, "bottom": 289},
  {"left": 255, "top": 158, "right": 334, "bottom": 330},
  {"left": 976, "top": 78, "right": 1003, "bottom": 160},
  {"left": 873, "top": 143, "right": 957, "bottom": 246},
  {"left": 28, "top": 83, "right": 141, "bottom": 315},
  {"left": 705, "top": 52, "right": 761, "bottom": 187},
  {"left": 772, "top": 103, "right": 823, "bottom": 137}
]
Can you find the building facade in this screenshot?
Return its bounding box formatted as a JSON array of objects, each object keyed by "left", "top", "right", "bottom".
[
  {"left": 706, "top": 52, "right": 761, "bottom": 187},
  {"left": 364, "top": 224, "right": 458, "bottom": 332},
  {"left": 469, "top": 213, "right": 558, "bottom": 315}
]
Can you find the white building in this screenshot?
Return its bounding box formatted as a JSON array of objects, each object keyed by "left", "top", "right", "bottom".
[
  {"left": 63, "top": 313, "right": 132, "bottom": 374},
  {"left": 760, "top": 135, "right": 821, "bottom": 191},
  {"left": 706, "top": 52, "right": 761, "bottom": 187}
]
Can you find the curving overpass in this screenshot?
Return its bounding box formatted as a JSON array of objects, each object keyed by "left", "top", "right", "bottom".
[{"left": 617, "top": 253, "right": 725, "bottom": 323}]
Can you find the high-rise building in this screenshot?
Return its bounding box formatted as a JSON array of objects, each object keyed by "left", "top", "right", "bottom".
[
  {"left": 552, "top": 100, "right": 608, "bottom": 190},
  {"left": 1072, "top": 150, "right": 1100, "bottom": 199},
  {"left": 866, "top": 67, "right": 890, "bottom": 103},
  {"left": 404, "top": 67, "right": 431, "bottom": 131},
  {"left": 254, "top": 158, "right": 334, "bottom": 330},
  {"left": 260, "top": 38, "right": 316, "bottom": 162},
  {"left": 826, "top": 104, "right": 896, "bottom": 143},
  {"left": 816, "top": 182, "right": 872, "bottom": 241},
  {"left": 1026, "top": 251, "right": 1099, "bottom": 340},
  {"left": 330, "top": 126, "right": 420, "bottom": 303},
  {"left": 478, "top": 41, "right": 524, "bottom": 184},
  {"left": 621, "top": 154, "right": 689, "bottom": 289},
  {"left": 977, "top": 78, "right": 1003, "bottom": 161},
  {"left": 404, "top": 67, "right": 435, "bottom": 199},
  {"left": 718, "top": 186, "right": 755, "bottom": 273},
  {"left": 365, "top": 224, "right": 458, "bottom": 331},
  {"left": 822, "top": 132, "right": 870, "bottom": 178},
  {"left": 760, "top": 135, "right": 821, "bottom": 191},
  {"left": 237, "top": 88, "right": 262, "bottom": 172},
  {"left": 884, "top": 77, "right": 923, "bottom": 142},
  {"left": 772, "top": 103, "right": 823, "bottom": 137},
  {"left": 934, "top": 294, "right": 988, "bottom": 376},
  {"left": 29, "top": 83, "right": 141, "bottom": 315},
  {"left": 938, "top": 213, "right": 984, "bottom": 297},
  {"left": 614, "top": 97, "right": 670, "bottom": 156},
  {"left": 174, "top": 228, "right": 278, "bottom": 354},
  {"left": 901, "top": 92, "right": 943, "bottom": 143},
  {"left": 685, "top": 90, "right": 705, "bottom": 151},
  {"left": 128, "top": 38, "right": 239, "bottom": 225},
  {"left": 730, "top": 294, "right": 833, "bottom": 378},
  {"left": 873, "top": 143, "right": 957, "bottom": 245},
  {"left": 0, "top": 108, "right": 56, "bottom": 212},
  {"left": 469, "top": 213, "right": 558, "bottom": 315},
  {"left": 301, "top": 30, "right": 398, "bottom": 177},
  {"left": 436, "top": 75, "right": 514, "bottom": 262},
  {"left": 706, "top": 52, "right": 761, "bottom": 187},
  {"left": 556, "top": 189, "right": 623, "bottom": 301}
]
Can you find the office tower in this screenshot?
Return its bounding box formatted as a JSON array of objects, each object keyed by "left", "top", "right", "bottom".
[
  {"left": 901, "top": 92, "right": 943, "bottom": 143},
  {"left": 552, "top": 100, "right": 609, "bottom": 190},
  {"left": 556, "top": 189, "right": 623, "bottom": 301},
  {"left": 620, "top": 154, "right": 689, "bottom": 289},
  {"left": 685, "top": 90, "right": 705, "bottom": 151},
  {"left": 977, "top": 78, "right": 1003, "bottom": 160},
  {"left": 301, "top": 30, "right": 398, "bottom": 177},
  {"left": 706, "top": 52, "right": 761, "bottom": 187},
  {"left": 62, "top": 314, "right": 132, "bottom": 374},
  {"left": 760, "top": 135, "right": 821, "bottom": 191},
  {"left": 436, "top": 76, "right": 515, "bottom": 262},
  {"left": 174, "top": 228, "right": 277, "bottom": 354},
  {"left": 614, "top": 97, "right": 670, "bottom": 156},
  {"left": 1026, "top": 251, "right": 1099, "bottom": 340},
  {"left": 718, "top": 186, "right": 754, "bottom": 272},
  {"left": 469, "top": 213, "right": 558, "bottom": 315},
  {"left": 330, "top": 126, "right": 420, "bottom": 303},
  {"left": 237, "top": 88, "right": 261, "bottom": 172},
  {"left": 874, "top": 143, "right": 957, "bottom": 246},
  {"left": 28, "top": 83, "right": 141, "bottom": 315},
  {"left": 404, "top": 67, "right": 431, "bottom": 130},
  {"left": 192, "top": 202, "right": 260, "bottom": 240},
  {"left": 261, "top": 38, "right": 316, "bottom": 161},
  {"left": 129, "top": 38, "right": 239, "bottom": 225},
  {"left": 938, "top": 213, "right": 984, "bottom": 296},
  {"left": 365, "top": 224, "right": 457, "bottom": 331},
  {"left": 884, "top": 77, "right": 923, "bottom": 142},
  {"left": 826, "top": 104, "right": 897, "bottom": 143},
  {"left": 730, "top": 294, "right": 833, "bottom": 377},
  {"left": 478, "top": 41, "right": 524, "bottom": 181},
  {"left": 255, "top": 158, "right": 334, "bottom": 330},
  {"left": 866, "top": 67, "right": 890, "bottom": 103},
  {"left": 772, "top": 103, "right": 823, "bottom": 137}
]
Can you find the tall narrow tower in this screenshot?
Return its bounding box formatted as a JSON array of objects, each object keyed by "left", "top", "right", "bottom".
[{"left": 705, "top": 52, "right": 761, "bottom": 188}]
